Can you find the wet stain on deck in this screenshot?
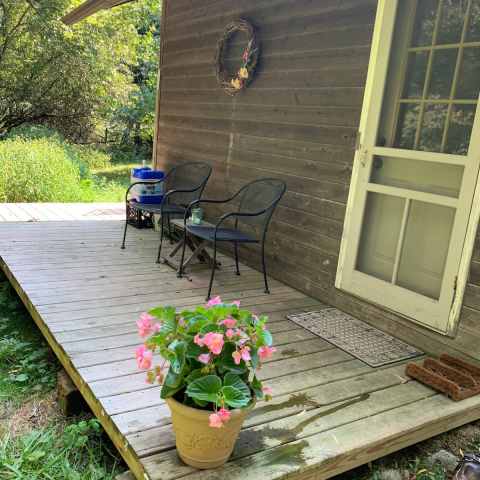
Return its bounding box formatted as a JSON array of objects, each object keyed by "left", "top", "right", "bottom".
[
  {"left": 237, "top": 393, "right": 371, "bottom": 463},
  {"left": 251, "top": 392, "right": 320, "bottom": 418},
  {"left": 280, "top": 348, "right": 300, "bottom": 357},
  {"left": 264, "top": 440, "right": 310, "bottom": 468}
]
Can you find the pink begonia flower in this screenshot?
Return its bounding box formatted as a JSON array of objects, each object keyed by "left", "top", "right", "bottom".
[
  {"left": 258, "top": 345, "right": 277, "bottom": 360},
  {"left": 232, "top": 350, "right": 242, "bottom": 365},
  {"left": 221, "top": 317, "right": 237, "bottom": 328},
  {"left": 225, "top": 328, "right": 235, "bottom": 339},
  {"left": 262, "top": 386, "right": 273, "bottom": 396},
  {"left": 240, "top": 346, "right": 251, "bottom": 362},
  {"left": 231, "top": 300, "right": 241, "bottom": 307},
  {"left": 136, "top": 345, "right": 153, "bottom": 370},
  {"left": 206, "top": 296, "right": 222, "bottom": 308},
  {"left": 218, "top": 408, "right": 231, "bottom": 423},
  {"left": 194, "top": 334, "right": 204, "bottom": 347},
  {"left": 203, "top": 332, "right": 224, "bottom": 355},
  {"left": 197, "top": 353, "right": 211, "bottom": 364},
  {"left": 209, "top": 413, "right": 223, "bottom": 428},
  {"left": 137, "top": 312, "right": 156, "bottom": 338}
]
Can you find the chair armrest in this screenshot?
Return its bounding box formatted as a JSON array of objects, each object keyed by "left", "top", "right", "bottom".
[
  {"left": 215, "top": 210, "right": 267, "bottom": 229},
  {"left": 181, "top": 197, "right": 235, "bottom": 223}
]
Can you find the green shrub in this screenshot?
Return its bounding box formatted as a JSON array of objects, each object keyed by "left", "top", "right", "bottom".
[
  {"left": 4, "top": 124, "right": 63, "bottom": 142},
  {"left": 72, "top": 145, "right": 111, "bottom": 171},
  {"left": 6, "top": 125, "right": 111, "bottom": 176},
  {"left": 0, "top": 138, "right": 83, "bottom": 202}
]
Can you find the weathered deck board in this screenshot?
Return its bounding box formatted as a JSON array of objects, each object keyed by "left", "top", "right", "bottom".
[
  {"left": 0, "top": 214, "right": 479, "bottom": 480},
  {"left": 0, "top": 202, "right": 124, "bottom": 221}
]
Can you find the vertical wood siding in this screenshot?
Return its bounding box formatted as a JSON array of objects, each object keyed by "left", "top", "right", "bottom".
[{"left": 155, "top": 0, "right": 480, "bottom": 363}]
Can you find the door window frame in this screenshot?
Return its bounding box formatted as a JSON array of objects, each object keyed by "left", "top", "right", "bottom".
[{"left": 335, "top": 0, "right": 480, "bottom": 336}]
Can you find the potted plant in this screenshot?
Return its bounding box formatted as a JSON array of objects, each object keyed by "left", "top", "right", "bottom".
[{"left": 134, "top": 296, "right": 276, "bottom": 469}]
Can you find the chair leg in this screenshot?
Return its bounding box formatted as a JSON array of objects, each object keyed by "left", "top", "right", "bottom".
[
  {"left": 177, "top": 225, "right": 188, "bottom": 278},
  {"left": 207, "top": 241, "right": 217, "bottom": 301},
  {"left": 167, "top": 215, "right": 174, "bottom": 244},
  {"left": 156, "top": 215, "right": 165, "bottom": 264},
  {"left": 261, "top": 241, "right": 269, "bottom": 294},
  {"left": 121, "top": 206, "right": 128, "bottom": 249},
  {"left": 234, "top": 242, "right": 240, "bottom": 275}
]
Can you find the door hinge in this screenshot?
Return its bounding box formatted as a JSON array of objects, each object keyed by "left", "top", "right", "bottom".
[
  {"left": 452, "top": 275, "right": 458, "bottom": 307},
  {"left": 355, "top": 131, "right": 362, "bottom": 151}
]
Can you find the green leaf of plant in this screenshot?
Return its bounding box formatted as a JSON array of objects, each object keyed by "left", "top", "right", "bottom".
[
  {"left": 163, "top": 364, "right": 188, "bottom": 389},
  {"left": 192, "top": 397, "right": 208, "bottom": 407},
  {"left": 185, "top": 368, "right": 204, "bottom": 384},
  {"left": 199, "top": 323, "right": 219, "bottom": 334},
  {"left": 186, "top": 375, "right": 222, "bottom": 403},
  {"left": 251, "top": 375, "right": 263, "bottom": 399},
  {"left": 224, "top": 373, "right": 251, "bottom": 400},
  {"left": 168, "top": 340, "right": 186, "bottom": 374},
  {"left": 218, "top": 342, "right": 247, "bottom": 374},
  {"left": 185, "top": 341, "right": 204, "bottom": 359},
  {"left": 161, "top": 383, "right": 183, "bottom": 399},
  {"left": 250, "top": 347, "right": 259, "bottom": 370},
  {"left": 221, "top": 385, "right": 250, "bottom": 408},
  {"left": 256, "top": 327, "right": 273, "bottom": 347},
  {"left": 149, "top": 306, "right": 177, "bottom": 335}
]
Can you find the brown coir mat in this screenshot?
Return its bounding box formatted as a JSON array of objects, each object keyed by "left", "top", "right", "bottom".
[{"left": 406, "top": 354, "right": 480, "bottom": 401}]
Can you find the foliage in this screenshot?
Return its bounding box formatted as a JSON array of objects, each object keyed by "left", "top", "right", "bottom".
[
  {"left": 135, "top": 296, "right": 276, "bottom": 428},
  {"left": 0, "top": 137, "right": 84, "bottom": 202},
  {"left": 0, "top": 0, "right": 159, "bottom": 143},
  {"left": 1, "top": 125, "right": 141, "bottom": 202},
  {"left": 0, "top": 419, "right": 121, "bottom": 479},
  {"left": 107, "top": 0, "right": 160, "bottom": 151},
  {"left": 0, "top": 276, "right": 58, "bottom": 404}
]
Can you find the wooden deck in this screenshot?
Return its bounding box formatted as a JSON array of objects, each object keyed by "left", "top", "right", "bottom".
[
  {"left": 0, "top": 202, "right": 124, "bottom": 221},
  {"left": 1, "top": 209, "right": 480, "bottom": 480}
]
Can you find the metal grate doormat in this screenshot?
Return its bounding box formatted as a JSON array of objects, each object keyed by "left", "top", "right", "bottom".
[{"left": 287, "top": 308, "right": 423, "bottom": 367}]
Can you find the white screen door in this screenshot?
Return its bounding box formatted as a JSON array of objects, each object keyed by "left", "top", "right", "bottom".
[{"left": 336, "top": 0, "right": 480, "bottom": 335}]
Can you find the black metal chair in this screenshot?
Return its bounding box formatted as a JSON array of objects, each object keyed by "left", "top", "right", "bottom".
[
  {"left": 121, "top": 162, "right": 212, "bottom": 263},
  {"left": 179, "top": 178, "right": 286, "bottom": 300}
]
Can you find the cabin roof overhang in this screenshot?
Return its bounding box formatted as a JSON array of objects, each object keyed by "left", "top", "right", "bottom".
[{"left": 62, "top": 0, "right": 136, "bottom": 25}]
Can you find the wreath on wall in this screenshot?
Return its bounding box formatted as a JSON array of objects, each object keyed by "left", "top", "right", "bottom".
[{"left": 215, "top": 19, "right": 260, "bottom": 96}]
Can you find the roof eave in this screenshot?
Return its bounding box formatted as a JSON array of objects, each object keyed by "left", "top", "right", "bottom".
[{"left": 62, "top": 0, "right": 135, "bottom": 25}]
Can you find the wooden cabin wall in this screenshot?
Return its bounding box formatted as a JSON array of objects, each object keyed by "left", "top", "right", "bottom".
[{"left": 154, "top": 0, "right": 480, "bottom": 363}]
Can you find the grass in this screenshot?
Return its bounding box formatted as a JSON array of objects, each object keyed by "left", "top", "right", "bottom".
[
  {"left": 83, "top": 161, "right": 138, "bottom": 202},
  {"left": 0, "top": 272, "right": 126, "bottom": 479}
]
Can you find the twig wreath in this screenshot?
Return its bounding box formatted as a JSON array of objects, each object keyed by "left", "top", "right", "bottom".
[{"left": 215, "top": 19, "right": 260, "bottom": 96}]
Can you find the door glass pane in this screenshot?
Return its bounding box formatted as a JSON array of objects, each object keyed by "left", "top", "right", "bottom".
[
  {"left": 394, "top": 103, "right": 420, "bottom": 149},
  {"left": 437, "top": 0, "right": 469, "bottom": 44},
  {"left": 356, "top": 193, "right": 404, "bottom": 282},
  {"left": 370, "top": 156, "right": 464, "bottom": 197},
  {"left": 412, "top": 0, "right": 439, "bottom": 46},
  {"left": 418, "top": 103, "right": 448, "bottom": 151},
  {"left": 396, "top": 201, "right": 455, "bottom": 299},
  {"left": 403, "top": 52, "right": 429, "bottom": 98},
  {"left": 467, "top": 0, "right": 480, "bottom": 41},
  {"left": 455, "top": 47, "right": 480, "bottom": 99},
  {"left": 428, "top": 48, "right": 458, "bottom": 98},
  {"left": 445, "top": 104, "right": 476, "bottom": 154}
]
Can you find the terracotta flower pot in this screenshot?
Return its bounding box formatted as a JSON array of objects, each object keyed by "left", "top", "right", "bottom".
[{"left": 166, "top": 397, "right": 254, "bottom": 469}]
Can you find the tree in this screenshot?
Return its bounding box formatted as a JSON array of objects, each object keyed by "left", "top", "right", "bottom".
[
  {"left": 107, "top": 0, "right": 160, "bottom": 154},
  {"left": 0, "top": 0, "right": 159, "bottom": 142}
]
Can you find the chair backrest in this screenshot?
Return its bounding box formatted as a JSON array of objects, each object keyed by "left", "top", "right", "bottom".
[
  {"left": 164, "top": 162, "right": 212, "bottom": 206},
  {"left": 235, "top": 178, "right": 286, "bottom": 236}
]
